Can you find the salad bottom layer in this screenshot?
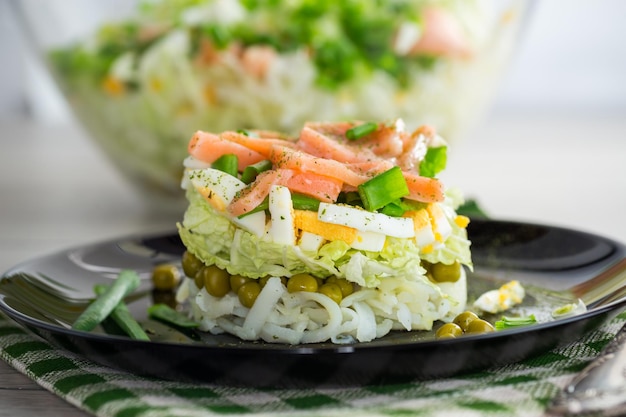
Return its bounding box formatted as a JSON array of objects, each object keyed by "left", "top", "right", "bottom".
[{"left": 176, "top": 269, "right": 467, "bottom": 344}]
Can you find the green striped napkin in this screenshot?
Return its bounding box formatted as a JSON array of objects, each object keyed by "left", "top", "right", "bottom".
[{"left": 1, "top": 310, "right": 625, "bottom": 417}]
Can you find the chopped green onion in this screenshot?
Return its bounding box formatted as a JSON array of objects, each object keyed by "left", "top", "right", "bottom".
[
  {"left": 241, "top": 159, "right": 272, "bottom": 184},
  {"left": 358, "top": 166, "right": 409, "bottom": 211},
  {"left": 148, "top": 303, "right": 199, "bottom": 328},
  {"left": 345, "top": 122, "right": 378, "bottom": 140},
  {"left": 94, "top": 284, "right": 150, "bottom": 341},
  {"left": 419, "top": 146, "right": 447, "bottom": 178},
  {"left": 397, "top": 198, "right": 427, "bottom": 212},
  {"left": 238, "top": 192, "right": 320, "bottom": 218},
  {"left": 211, "top": 154, "right": 238, "bottom": 177},
  {"left": 379, "top": 198, "right": 427, "bottom": 217},
  {"left": 338, "top": 191, "right": 363, "bottom": 207},
  {"left": 380, "top": 201, "right": 405, "bottom": 217},
  {"left": 72, "top": 270, "right": 140, "bottom": 332},
  {"left": 292, "top": 193, "right": 321, "bottom": 211},
  {"left": 203, "top": 24, "right": 231, "bottom": 49},
  {"left": 494, "top": 314, "right": 537, "bottom": 330}
]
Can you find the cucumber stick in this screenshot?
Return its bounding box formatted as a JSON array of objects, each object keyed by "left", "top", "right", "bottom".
[
  {"left": 72, "top": 270, "right": 141, "bottom": 332},
  {"left": 94, "top": 284, "right": 150, "bottom": 341}
]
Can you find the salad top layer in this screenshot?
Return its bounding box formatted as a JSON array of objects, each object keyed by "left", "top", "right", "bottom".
[
  {"left": 52, "top": 0, "right": 478, "bottom": 91},
  {"left": 177, "top": 119, "right": 472, "bottom": 287}
]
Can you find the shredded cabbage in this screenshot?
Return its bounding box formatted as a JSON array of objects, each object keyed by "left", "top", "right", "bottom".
[{"left": 178, "top": 187, "right": 472, "bottom": 287}]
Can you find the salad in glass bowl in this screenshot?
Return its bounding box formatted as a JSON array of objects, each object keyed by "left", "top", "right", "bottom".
[{"left": 16, "top": 0, "right": 532, "bottom": 211}]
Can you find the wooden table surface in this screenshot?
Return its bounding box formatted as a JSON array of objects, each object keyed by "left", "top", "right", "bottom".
[{"left": 1, "top": 109, "right": 625, "bottom": 416}]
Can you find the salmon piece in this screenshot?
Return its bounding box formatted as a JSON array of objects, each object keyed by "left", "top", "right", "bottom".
[
  {"left": 397, "top": 125, "right": 433, "bottom": 172},
  {"left": 408, "top": 7, "right": 472, "bottom": 59},
  {"left": 194, "top": 38, "right": 221, "bottom": 66},
  {"left": 220, "top": 131, "right": 296, "bottom": 158},
  {"left": 303, "top": 120, "right": 405, "bottom": 160},
  {"left": 401, "top": 124, "right": 436, "bottom": 152},
  {"left": 188, "top": 131, "right": 265, "bottom": 171},
  {"left": 298, "top": 126, "right": 378, "bottom": 163},
  {"left": 346, "top": 160, "right": 395, "bottom": 176},
  {"left": 340, "top": 184, "right": 359, "bottom": 193},
  {"left": 240, "top": 45, "right": 277, "bottom": 80},
  {"left": 227, "top": 168, "right": 342, "bottom": 217},
  {"left": 358, "top": 122, "right": 406, "bottom": 159},
  {"left": 270, "top": 145, "right": 370, "bottom": 187},
  {"left": 286, "top": 171, "right": 343, "bottom": 203},
  {"left": 403, "top": 171, "right": 445, "bottom": 203},
  {"left": 227, "top": 169, "right": 294, "bottom": 217},
  {"left": 303, "top": 121, "right": 355, "bottom": 138}
]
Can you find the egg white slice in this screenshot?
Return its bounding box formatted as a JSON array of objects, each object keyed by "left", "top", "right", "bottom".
[
  {"left": 187, "top": 167, "right": 246, "bottom": 211},
  {"left": 232, "top": 210, "right": 266, "bottom": 237},
  {"left": 267, "top": 185, "right": 296, "bottom": 245},
  {"left": 473, "top": 280, "right": 525, "bottom": 314},
  {"left": 318, "top": 203, "right": 415, "bottom": 239},
  {"left": 350, "top": 231, "right": 386, "bottom": 252},
  {"left": 298, "top": 231, "right": 325, "bottom": 252},
  {"left": 427, "top": 204, "right": 453, "bottom": 246}
]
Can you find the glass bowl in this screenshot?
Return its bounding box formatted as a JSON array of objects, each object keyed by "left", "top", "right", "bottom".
[{"left": 15, "top": 0, "right": 532, "bottom": 213}]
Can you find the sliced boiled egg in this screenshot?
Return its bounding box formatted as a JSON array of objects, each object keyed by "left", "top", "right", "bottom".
[
  {"left": 473, "top": 280, "right": 525, "bottom": 314},
  {"left": 267, "top": 185, "right": 295, "bottom": 245},
  {"left": 187, "top": 168, "right": 246, "bottom": 211},
  {"left": 427, "top": 203, "right": 452, "bottom": 246},
  {"left": 298, "top": 231, "right": 325, "bottom": 252},
  {"left": 403, "top": 208, "right": 436, "bottom": 249},
  {"left": 295, "top": 210, "right": 357, "bottom": 244},
  {"left": 294, "top": 210, "right": 386, "bottom": 252},
  {"left": 232, "top": 210, "right": 266, "bottom": 237},
  {"left": 183, "top": 156, "right": 212, "bottom": 170},
  {"left": 350, "top": 230, "right": 386, "bottom": 252},
  {"left": 318, "top": 203, "right": 415, "bottom": 239}
]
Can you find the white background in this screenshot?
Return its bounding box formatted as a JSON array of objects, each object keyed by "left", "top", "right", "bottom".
[{"left": 494, "top": 0, "right": 626, "bottom": 112}]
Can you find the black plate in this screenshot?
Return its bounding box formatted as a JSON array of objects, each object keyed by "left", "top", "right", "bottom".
[{"left": 1, "top": 219, "right": 625, "bottom": 388}]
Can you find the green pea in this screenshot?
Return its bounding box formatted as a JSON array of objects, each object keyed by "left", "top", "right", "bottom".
[
  {"left": 198, "top": 265, "right": 231, "bottom": 297},
  {"left": 230, "top": 274, "right": 252, "bottom": 293},
  {"left": 466, "top": 319, "right": 495, "bottom": 334},
  {"left": 436, "top": 322, "right": 463, "bottom": 339},
  {"left": 431, "top": 261, "right": 461, "bottom": 283},
  {"left": 319, "top": 283, "right": 343, "bottom": 304},
  {"left": 238, "top": 282, "right": 261, "bottom": 308},
  {"left": 151, "top": 263, "right": 181, "bottom": 291},
  {"left": 182, "top": 251, "right": 204, "bottom": 278},
  {"left": 193, "top": 269, "right": 204, "bottom": 290},
  {"left": 326, "top": 276, "right": 354, "bottom": 297},
  {"left": 287, "top": 273, "right": 319, "bottom": 293},
  {"left": 315, "top": 276, "right": 325, "bottom": 288},
  {"left": 151, "top": 289, "right": 177, "bottom": 308},
  {"left": 453, "top": 311, "right": 479, "bottom": 332}
]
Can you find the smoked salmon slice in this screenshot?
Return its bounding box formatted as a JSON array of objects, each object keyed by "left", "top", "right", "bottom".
[
  {"left": 220, "top": 131, "right": 296, "bottom": 158},
  {"left": 188, "top": 131, "right": 265, "bottom": 171},
  {"left": 270, "top": 144, "right": 371, "bottom": 187},
  {"left": 403, "top": 171, "right": 445, "bottom": 203}
]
